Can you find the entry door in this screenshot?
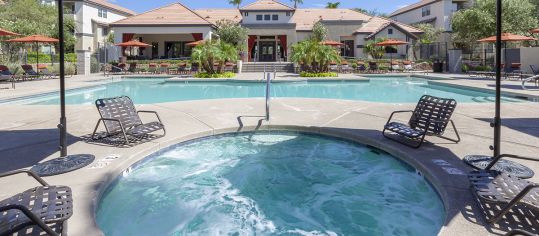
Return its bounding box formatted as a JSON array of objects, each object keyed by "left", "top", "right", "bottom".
[{"left": 259, "top": 41, "right": 276, "bottom": 62}]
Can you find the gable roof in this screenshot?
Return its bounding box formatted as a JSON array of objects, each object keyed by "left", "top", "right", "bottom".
[
  {"left": 87, "top": 0, "right": 136, "bottom": 16},
  {"left": 195, "top": 9, "right": 242, "bottom": 24},
  {"left": 356, "top": 16, "right": 423, "bottom": 38},
  {"left": 110, "top": 3, "right": 212, "bottom": 26},
  {"left": 240, "top": 0, "right": 294, "bottom": 11},
  {"left": 292, "top": 9, "right": 371, "bottom": 31},
  {"left": 389, "top": 0, "right": 440, "bottom": 17}
]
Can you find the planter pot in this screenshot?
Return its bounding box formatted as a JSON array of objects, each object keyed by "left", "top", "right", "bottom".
[{"left": 433, "top": 62, "right": 444, "bottom": 73}]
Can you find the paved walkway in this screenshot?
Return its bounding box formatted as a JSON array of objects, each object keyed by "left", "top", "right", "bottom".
[{"left": 0, "top": 73, "right": 538, "bottom": 235}]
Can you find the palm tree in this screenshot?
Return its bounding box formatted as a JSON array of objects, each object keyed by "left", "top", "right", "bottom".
[
  {"left": 291, "top": 40, "right": 340, "bottom": 73},
  {"left": 228, "top": 0, "right": 242, "bottom": 9},
  {"left": 191, "top": 41, "right": 239, "bottom": 74},
  {"left": 326, "top": 2, "right": 340, "bottom": 9},
  {"left": 290, "top": 0, "right": 303, "bottom": 8}
]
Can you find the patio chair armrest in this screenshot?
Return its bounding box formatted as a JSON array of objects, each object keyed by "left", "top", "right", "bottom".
[
  {"left": 0, "top": 205, "right": 59, "bottom": 236},
  {"left": 486, "top": 154, "right": 539, "bottom": 170},
  {"left": 386, "top": 110, "right": 414, "bottom": 124},
  {"left": 0, "top": 169, "right": 48, "bottom": 186},
  {"left": 137, "top": 110, "right": 163, "bottom": 123}
]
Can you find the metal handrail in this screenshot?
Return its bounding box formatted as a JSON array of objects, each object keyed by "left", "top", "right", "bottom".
[{"left": 265, "top": 65, "right": 271, "bottom": 121}]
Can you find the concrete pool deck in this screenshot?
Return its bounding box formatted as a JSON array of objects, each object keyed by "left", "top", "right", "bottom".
[{"left": 0, "top": 73, "right": 538, "bottom": 235}]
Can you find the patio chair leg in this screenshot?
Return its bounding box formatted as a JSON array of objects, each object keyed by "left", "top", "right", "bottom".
[
  {"left": 436, "top": 120, "right": 461, "bottom": 143},
  {"left": 91, "top": 120, "right": 103, "bottom": 140},
  {"left": 487, "top": 184, "right": 539, "bottom": 224}
]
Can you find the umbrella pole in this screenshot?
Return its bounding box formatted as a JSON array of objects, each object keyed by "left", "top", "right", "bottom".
[
  {"left": 36, "top": 42, "right": 39, "bottom": 76},
  {"left": 58, "top": 0, "right": 68, "bottom": 157},
  {"left": 492, "top": 0, "right": 502, "bottom": 157}
]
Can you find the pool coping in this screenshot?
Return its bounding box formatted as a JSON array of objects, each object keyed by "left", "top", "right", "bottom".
[{"left": 88, "top": 125, "right": 469, "bottom": 236}]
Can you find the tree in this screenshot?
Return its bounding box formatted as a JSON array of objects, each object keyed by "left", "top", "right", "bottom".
[
  {"left": 290, "top": 0, "right": 303, "bottom": 8},
  {"left": 311, "top": 22, "right": 328, "bottom": 42},
  {"left": 451, "top": 0, "right": 538, "bottom": 46},
  {"left": 290, "top": 39, "right": 341, "bottom": 73},
  {"left": 215, "top": 19, "right": 248, "bottom": 48},
  {"left": 411, "top": 23, "right": 443, "bottom": 59},
  {"left": 0, "top": 0, "right": 76, "bottom": 52},
  {"left": 363, "top": 38, "right": 386, "bottom": 59},
  {"left": 326, "top": 2, "right": 340, "bottom": 8},
  {"left": 353, "top": 8, "right": 388, "bottom": 17},
  {"left": 228, "top": 0, "right": 242, "bottom": 9},
  {"left": 191, "top": 41, "right": 239, "bottom": 74}
]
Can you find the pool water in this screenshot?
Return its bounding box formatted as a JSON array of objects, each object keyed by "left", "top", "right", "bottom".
[
  {"left": 96, "top": 132, "right": 445, "bottom": 236},
  {"left": 12, "top": 77, "right": 524, "bottom": 105}
]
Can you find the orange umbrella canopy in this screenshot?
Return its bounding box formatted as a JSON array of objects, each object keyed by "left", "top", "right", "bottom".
[
  {"left": 374, "top": 39, "right": 408, "bottom": 46},
  {"left": 185, "top": 40, "right": 205, "bottom": 47},
  {"left": 0, "top": 28, "right": 19, "bottom": 36},
  {"left": 5, "top": 35, "right": 59, "bottom": 43},
  {"left": 320, "top": 40, "right": 343, "bottom": 46},
  {"left": 115, "top": 40, "right": 151, "bottom": 47},
  {"left": 477, "top": 33, "right": 536, "bottom": 42}
]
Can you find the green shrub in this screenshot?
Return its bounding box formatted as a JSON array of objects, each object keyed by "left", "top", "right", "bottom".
[
  {"left": 90, "top": 56, "right": 99, "bottom": 73},
  {"left": 51, "top": 63, "right": 76, "bottom": 75},
  {"left": 194, "top": 72, "right": 235, "bottom": 78},
  {"left": 299, "top": 72, "right": 338, "bottom": 77},
  {"left": 462, "top": 63, "right": 469, "bottom": 72}
]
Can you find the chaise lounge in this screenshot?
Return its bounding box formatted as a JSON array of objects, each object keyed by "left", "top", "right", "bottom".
[
  {"left": 92, "top": 96, "right": 166, "bottom": 145},
  {"left": 0, "top": 169, "right": 73, "bottom": 236},
  {"left": 382, "top": 95, "right": 461, "bottom": 148},
  {"left": 468, "top": 154, "right": 539, "bottom": 225}
]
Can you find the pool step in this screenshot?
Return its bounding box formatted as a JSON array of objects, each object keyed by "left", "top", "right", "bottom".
[{"left": 241, "top": 62, "right": 295, "bottom": 73}]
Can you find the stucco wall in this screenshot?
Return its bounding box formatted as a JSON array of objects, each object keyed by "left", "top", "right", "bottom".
[
  {"left": 391, "top": 1, "right": 446, "bottom": 30},
  {"left": 519, "top": 47, "right": 539, "bottom": 74},
  {"left": 242, "top": 11, "right": 293, "bottom": 24}
]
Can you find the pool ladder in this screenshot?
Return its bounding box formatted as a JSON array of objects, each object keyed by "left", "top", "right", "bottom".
[{"left": 264, "top": 65, "right": 276, "bottom": 121}]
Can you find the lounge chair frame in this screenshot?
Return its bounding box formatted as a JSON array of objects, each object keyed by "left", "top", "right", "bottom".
[
  {"left": 91, "top": 96, "right": 166, "bottom": 144},
  {"left": 0, "top": 170, "right": 72, "bottom": 236},
  {"left": 469, "top": 154, "right": 539, "bottom": 225},
  {"left": 382, "top": 95, "right": 461, "bottom": 148}
]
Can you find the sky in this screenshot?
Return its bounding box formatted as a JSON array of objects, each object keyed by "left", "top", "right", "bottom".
[{"left": 109, "top": 0, "right": 418, "bottom": 15}]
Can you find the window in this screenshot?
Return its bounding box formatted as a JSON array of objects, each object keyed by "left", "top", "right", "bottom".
[
  {"left": 244, "top": 12, "right": 249, "bottom": 16},
  {"left": 421, "top": 6, "right": 431, "bottom": 17},
  {"left": 388, "top": 28, "right": 393, "bottom": 35},
  {"left": 256, "top": 15, "right": 263, "bottom": 21},
  {"left": 264, "top": 14, "right": 270, "bottom": 21},
  {"left": 272, "top": 14, "right": 278, "bottom": 21},
  {"left": 98, "top": 8, "right": 108, "bottom": 18},
  {"left": 286, "top": 12, "right": 291, "bottom": 16}
]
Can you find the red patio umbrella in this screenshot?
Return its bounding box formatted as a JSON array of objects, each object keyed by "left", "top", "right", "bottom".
[
  {"left": 375, "top": 39, "right": 408, "bottom": 71},
  {"left": 0, "top": 28, "right": 20, "bottom": 36},
  {"left": 186, "top": 40, "right": 205, "bottom": 47},
  {"left": 5, "top": 35, "right": 59, "bottom": 72},
  {"left": 320, "top": 40, "right": 343, "bottom": 46},
  {"left": 115, "top": 40, "right": 150, "bottom": 57},
  {"left": 477, "top": 33, "right": 536, "bottom": 70}
]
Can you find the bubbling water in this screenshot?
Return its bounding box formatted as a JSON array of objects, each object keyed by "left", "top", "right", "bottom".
[{"left": 97, "top": 133, "right": 445, "bottom": 236}]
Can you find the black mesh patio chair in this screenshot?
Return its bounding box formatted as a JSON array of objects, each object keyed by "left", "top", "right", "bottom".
[
  {"left": 0, "top": 170, "right": 73, "bottom": 236},
  {"left": 468, "top": 154, "right": 539, "bottom": 225},
  {"left": 21, "top": 65, "right": 40, "bottom": 80},
  {"left": 91, "top": 96, "right": 166, "bottom": 144},
  {"left": 382, "top": 95, "right": 461, "bottom": 148}
]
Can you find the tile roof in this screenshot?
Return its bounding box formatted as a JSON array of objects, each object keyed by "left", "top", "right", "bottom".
[
  {"left": 291, "top": 9, "right": 371, "bottom": 31},
  {"left": 87, "top": 0, "right": 136, "bottom": 16},
  {"left": 389, "top": 0, "right": 440, "bottom": 17},
  {"left": 111, "top": 3, "right": 212, "bottom": 26},
  {"left": 356, "top": 16, "right": 423, "bottom": 38},
  {"left": 240, "top": 0, "right": 294, "bottom": 11},
  {"left": 195, "top": 9, "right": 242, "bottom": 24}
]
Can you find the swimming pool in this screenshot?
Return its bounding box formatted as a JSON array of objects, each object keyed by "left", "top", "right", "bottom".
[
  {"left": 5, "top": 77, "right": 525, "bottom": 105},
  {"left": 96, "top": 132, "right": 445, "bottom": 236}
]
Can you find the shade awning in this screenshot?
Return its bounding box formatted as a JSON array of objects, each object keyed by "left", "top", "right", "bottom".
[
  {"left": 0, "top": 28, "right": 20, "bottom": 36},
  {"left": 115, "top": 40, "right": 151, "bottom": 47},
  {"left": 320, "top": 40, "right": 343, "bottom": 46},
  {"left": 374, "top": 39, "right": 408, "bottom": 46},
  {"left": 186, "top": 40, "right": 205, "bottom": 47},
  {"left": 4, "top": 35, "right": 59, "bottom": 43},
  {"left": 477, "top": 33, "right": 536, "bottom": 42}
]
